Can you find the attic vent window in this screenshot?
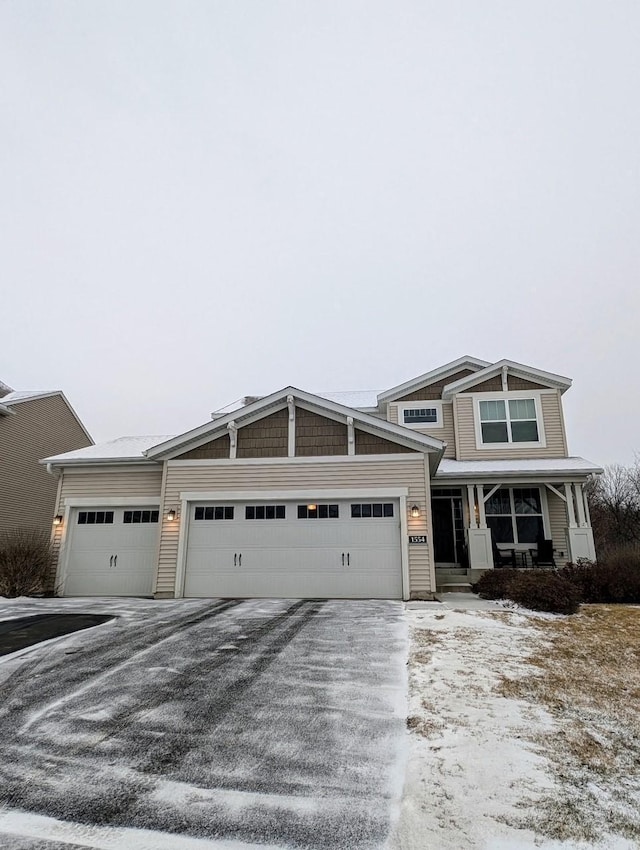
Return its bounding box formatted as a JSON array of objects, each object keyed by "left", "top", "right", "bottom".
[
  {"left": 404, "top": 407, "right": 437, "bottom": 424},
  {"left": 399, "top": 401, "right": 443, "bottom": 429}
]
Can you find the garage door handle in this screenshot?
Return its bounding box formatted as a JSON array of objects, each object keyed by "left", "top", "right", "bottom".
[
  {"left": 341, "top": 552, "right": 345, "bottom": 566},
  {"left": 109, "top": 555, "right": 113, "bottom": 568},
  {"left": 238, "top": 553, "right": 242, "bottom": 567},
  {"left": 347, "top": 553, "right": 350, "bottom": 566},
  {"left": 234, "top": 553, "right": 237, "bottom": 567},
  {"left": 114, "top": 554, "right": 117, "bottom": 567}
]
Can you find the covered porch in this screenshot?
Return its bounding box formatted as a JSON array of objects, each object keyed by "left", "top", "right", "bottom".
[{"left": 430, "top": 458, "right": 603, "bottom": 591}]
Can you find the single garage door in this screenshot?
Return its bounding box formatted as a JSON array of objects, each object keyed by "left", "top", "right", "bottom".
[
  {"left": 63, "top": 507, "right": 160, "bottom": 596},
  {"left": 184, "top": 498, "right": 402, "bottom": 599}
]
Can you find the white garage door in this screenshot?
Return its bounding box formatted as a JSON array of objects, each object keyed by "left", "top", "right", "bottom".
[
  {"left": 184, "top": 499, "right": 402, "bottom": 599},
  {"left": 63, "top": 507, "right": 160, "bottom": 597}
]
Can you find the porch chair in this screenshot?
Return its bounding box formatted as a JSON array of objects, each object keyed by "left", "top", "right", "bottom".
[
  {"left": 530, "top": 538, "right": 556, "bottom": 567},
  {"left": 492, "top": 540, "right": 516, "bottom": 568}
]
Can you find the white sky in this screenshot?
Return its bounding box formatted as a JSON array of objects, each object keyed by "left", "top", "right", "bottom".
[{"left": 1, "top": 1, "right": 638, "bottom": 465}]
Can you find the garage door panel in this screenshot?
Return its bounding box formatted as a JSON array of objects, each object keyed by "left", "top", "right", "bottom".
[
  {"left": 64, "top": 507, "right": 159, "bottom": 597},
  {"left": 184, "top": 499, "right": 402, "bottom": 599}
]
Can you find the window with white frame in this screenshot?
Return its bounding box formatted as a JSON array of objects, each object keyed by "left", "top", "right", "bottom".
[
  {"left": 478, "top": 397, "right": 539, "bottom": 444},
  {"left": 398, "top": 401, "right": 443, "bottom": 429},
  {"left": 484, "top": 487, "right": 545, "bottom": 544}
]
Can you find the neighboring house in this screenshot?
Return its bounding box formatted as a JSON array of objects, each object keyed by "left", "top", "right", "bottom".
[
  {"left": 43, "top": 356, "right": 601, "bottom": 599},
  {"left": 0, "top": 383, "right": 93, "bottom": 536}
]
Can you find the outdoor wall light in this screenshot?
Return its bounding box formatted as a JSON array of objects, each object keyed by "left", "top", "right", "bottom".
[
  {"left": 53, "top": 515, "right": 63, "bottom": 526},
  {"left": 410, "top": 504, "right": 420, "bottom": 518},
  {"left": 167, "top": 508, "right": 177, "bottom": 521},
  {"left": 307, "top": 504, "right": 317, "bottom": 511}
]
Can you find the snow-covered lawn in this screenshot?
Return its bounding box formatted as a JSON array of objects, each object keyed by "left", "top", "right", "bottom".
[{"left": 393, "top": 600, "right": 640, "bottom": 850}]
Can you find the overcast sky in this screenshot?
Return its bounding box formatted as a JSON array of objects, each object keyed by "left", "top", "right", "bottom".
[{"left": 1, "top": 1, "right": 638, "bottom": 465}]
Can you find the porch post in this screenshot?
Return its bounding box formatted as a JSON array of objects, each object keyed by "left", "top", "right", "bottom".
[
  {"left": 565, "top": 482, "right": 596, "bottom": 562},
  {"left": 466, "top": 483, "right": 493, "bottom": 570}
]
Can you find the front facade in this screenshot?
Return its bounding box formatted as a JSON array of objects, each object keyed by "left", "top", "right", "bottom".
[
  {"left": 0, "top": 386, "right": 93, "bottom": 535},
  {"left": 43, "top": 357, "right": 601, "bottom": 599}
]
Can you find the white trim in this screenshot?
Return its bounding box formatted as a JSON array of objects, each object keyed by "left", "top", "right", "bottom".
[
  {"left": 545, "top": 483, "right": 567, "bottom": 502},
  {"left": 347, "top": 417, "right": 355, "bottom": 456},
  {"left": 287, "top": 396, "right": 295, "bottom": 458},
  {"left": 378, "top": 356, "right": 491, "bottom": 403},
  {"left": 227, "top": 421, "right": 237, "bottom": 459},
  {"left": 399, "top": 495, "right": 410, "bottom": 601},
  {"left": 473, "top": 392, "right": 547, "bottom": 450},
  {"left": 44, "top": 462, "right": 160, "bottom": 473},
  {"left": 397, "top": 400, "right": 444, "bottom": 430},
  {"left": 575, "top": 483, "right": 587, "bottom": 527},
  {"left": 439, "top": 475, "right": 594, "bottom": 486},
  {"left": 54, "top": 504, "right": 73, "bottom": 594},
  {"left": 62, "top": 497, "right": 161, "bottom": 507},
  {"left": 467, "top": 486, "right": 477, "bottom": 529},
  {"left": 173, "top": 488, "right": 410, "bottom": 601},
  {"left": 565, "top": 483, "right": 577, "bottom": 527},
  {"left": 168, "top": 453, "right": 424, "bottom": 467},
  {"left": 146, "top": 386, "right": 444, "bottom": 461},
  {"left": 442, "top": 359, "right": 572, "bottom": 398},
  {"left": 179, "top": 487, "right": 409, "bottom": 502}
]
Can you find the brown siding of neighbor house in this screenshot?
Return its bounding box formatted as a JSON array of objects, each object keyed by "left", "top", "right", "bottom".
[
  {"left": 236, "top": 408, "right": 288, "bottom": 458},
  {"left": 0, "top": 395, "right": 92, "bottom": 536},
  {"left": 396, "top": 369, "right": 475, "bottom": 401},
  {"left": 176, "top": 434, "right": 230, "bottom": 460},
  {"left": 354, "top": 429, "right": 415, "bottom": 454},
  {"left": 295, "top": 407, "right": 347, "bottom": 456}
]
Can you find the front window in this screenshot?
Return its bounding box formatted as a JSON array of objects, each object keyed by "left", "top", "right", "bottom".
[
  {"left": 485, "top": 487, "right": 544, "bottom": 543},
  {"left": 479, "top": 398, "right": 539, "bottom": 444}
]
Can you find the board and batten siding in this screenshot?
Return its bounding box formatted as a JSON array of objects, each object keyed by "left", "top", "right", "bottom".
[
  {"left": 157, "top": 456, "right": 433, "bottom": 598},
  {"left": 454, "top": 391, "right": 568, "bottom": 460},
  {"left": 49, "top": 467, "right": 163, "bottom": 591},
  {"left": 388, "top": 402, "right": 455, "bottom": 458},
  {"left": 0, "top": 395, "right": 92, "bottom": 535}
]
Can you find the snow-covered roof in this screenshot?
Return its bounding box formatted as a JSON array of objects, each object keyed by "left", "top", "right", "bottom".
[
  {"left": 43, "top": 436, "right": 176, "bottom": 465},
  {"left": 211, "top": 398, "right": 249, "bottom": 418},
  {"left": 0, "top": 390, "right": 58, "bottom": 404},
  {"left": 435, "top": 457, "right": 602, "bottom": 479},
  {"left": 315, "top": 390, "right": 380, "bottom": 409}
]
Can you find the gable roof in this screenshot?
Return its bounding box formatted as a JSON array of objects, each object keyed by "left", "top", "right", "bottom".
[
  {"left": 147, "top": 386, "right": 446, "bottom": 472},
  {"left": 0, "top": 390, "right": 94, "bottom": 445},
  {"left": 441, "top": 359, "right": 572, "bottom": 398},
  {"left": 377, "top": 356, "right": 492, "bottom": 404}
]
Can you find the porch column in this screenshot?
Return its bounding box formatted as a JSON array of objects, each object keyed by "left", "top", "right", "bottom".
[
  {"left": 564, "top": 483, "right": 577, "bottom": 528},
  {"left": 565, "top": 482, "right": 596, "bottom": 562},
  {"left": 466, "top": 483, "right": 493, "bottom": 570}
]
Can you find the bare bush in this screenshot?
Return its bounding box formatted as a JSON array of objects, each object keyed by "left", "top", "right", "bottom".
[{"left": 0, "top": 529, "right": 54, "bottom": 597}]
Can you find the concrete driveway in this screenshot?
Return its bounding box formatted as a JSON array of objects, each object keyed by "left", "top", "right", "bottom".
[{"left": 0, "top": 598, "right": 408, "bottom": 850}]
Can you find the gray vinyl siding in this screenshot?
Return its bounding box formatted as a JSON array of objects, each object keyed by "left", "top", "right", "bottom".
[
  {"left": 0, "top": 395, "right": 92, "bottom": 536},
  {"left": 454, "top": 391, "right": 568, "bottom": 460},
  {"left": 158, "top": 456, "right": 432, "bottom": 598}
]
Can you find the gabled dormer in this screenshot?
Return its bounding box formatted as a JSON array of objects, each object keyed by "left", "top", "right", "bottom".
[
  {"left": 376, "top": 357, "right": 491, "bottom": 458},
  {"left": 441, "top": 359, "right": 572, "bottom": 460}
]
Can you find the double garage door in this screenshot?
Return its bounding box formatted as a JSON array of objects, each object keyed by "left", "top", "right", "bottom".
[{"left": 63, "top": 498, "right": 402, "bottom": 599}]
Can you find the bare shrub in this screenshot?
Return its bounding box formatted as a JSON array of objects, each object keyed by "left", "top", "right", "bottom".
[
  {"left": 0, "top": 529, "right": 54, "bottom": 597},
  {"left": 508, "top": 570, "right": 580, "bottom": 615},
  {"left": 559, "top": 549, "right": 640, "bottom": 603},
  {"left": 473, "top": 569, "right": 518, "bottom": 599}
]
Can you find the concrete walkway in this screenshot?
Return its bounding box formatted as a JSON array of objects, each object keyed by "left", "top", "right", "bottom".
[{"left": 407, "top": 593, "right": 506, "bottom": 611}]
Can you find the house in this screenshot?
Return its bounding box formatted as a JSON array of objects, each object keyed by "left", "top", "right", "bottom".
[
  {"left": 42, "top": 357, "right": 601, "bottom": 599},
  {"left": 0, "top": 383, "right": 93, "bottom": 536}
]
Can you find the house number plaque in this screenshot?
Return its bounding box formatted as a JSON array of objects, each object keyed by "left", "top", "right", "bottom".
[{"left": 409, "top": 535, "right": 427, "bottom": 544}]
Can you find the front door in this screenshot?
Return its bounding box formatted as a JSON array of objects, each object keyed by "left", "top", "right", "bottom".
[{"left": 432, "top": 499, "right": 456, "bottom": 563}]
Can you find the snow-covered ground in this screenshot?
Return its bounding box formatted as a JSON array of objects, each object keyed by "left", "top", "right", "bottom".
[
  {"left": 0, "top": 597, "right": 408, "bottom": 850},
  {"left": 392, "top": 599, "right": 638, "bottom": 850}
]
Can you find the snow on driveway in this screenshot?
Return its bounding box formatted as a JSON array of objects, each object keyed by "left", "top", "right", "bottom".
[{"left": 0, "top": 598, "right": 408, "bottom": 850}]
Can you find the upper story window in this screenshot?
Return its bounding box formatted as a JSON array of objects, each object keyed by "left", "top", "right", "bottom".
[
  {"left": 475, "top": 394, "right": 544, "bottom": 447},
  {"left": 398, "top": 401, "right": 443, "bottom": 430}
]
